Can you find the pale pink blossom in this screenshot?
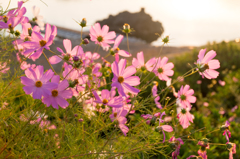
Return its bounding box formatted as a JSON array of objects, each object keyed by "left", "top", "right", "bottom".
[
  {"left": 152, "top": 57, "right": 174, "bottom": 81},
  {"left": 132, "top": 51, "right": 156, "bottom": 72},
  {"left": 89, "top": 23, "right": 116, "bottom": 51},
  {"left": 196, "top": 49, "right": 220, "bottom": 79},
  {"left": 177, "top": 107, "right": 194, "bottom": 129},
  {"left": 177, "top": 85, "right": 196, "bottom": 109}
]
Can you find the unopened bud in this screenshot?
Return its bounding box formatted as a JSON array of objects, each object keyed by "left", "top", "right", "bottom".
[
  {"left": 80, "top": 18, "right": 87, "bottom": 27},
  {"left": 14, "top": 30, "right": 20, "bottom": 37},
  {"left": 73, "top": 56, "right": 80, "bottom": 62},
  {"left": 123, "top": 23, "right": 131, "bottom": 34},
  {"left": 162, "top": 36, "right": 169, "bottom": 44},
  {"left": 82, "top": 38, "right": 89, "bottom": 44}
]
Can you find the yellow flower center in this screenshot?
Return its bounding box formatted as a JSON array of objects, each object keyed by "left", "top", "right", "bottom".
[
  {"left": 39, "top": 40, "right": 47, "bottom": 47},
  {"left": 118, "top": 76, "right": 124, "bottom": 83},
  {"left": 97, "top": 36, "right": 103, "bottom": 42},
  {"left": 35, "top": 81, "right": 42, "bottom": 87},
  {"left": 51, "top": 90, "right": 58, "bottom": 97},
  {"left": 102, "top": 99, "right": 108, "bottom": 104}
]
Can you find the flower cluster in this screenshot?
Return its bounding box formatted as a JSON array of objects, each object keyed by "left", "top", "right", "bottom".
[{"left": 1, "top": 1, "right": 237, "bottom": 159}]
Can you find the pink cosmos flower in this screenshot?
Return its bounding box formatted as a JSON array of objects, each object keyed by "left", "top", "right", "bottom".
[
  {"left": 132, "top": 51, "right": 156, "bottom": 72},
  {"left": 0, "top": 62, "right": 9, "bottom": 73},
  {"left": 141, "top": 112, "right": 161, "bottom": 125},
  {"left": 110, "top": 107, "right": 129, "bottom": 136},
  {"left": 197, "top": 80, "right": 202, "bottom": 84},
  {"left": 169, "top": 136, "right": 184, "bottom": 159},
  {"left": 0, "top": 1, "right": 24, "bottom": 22},
  {"left": 152, "top": 57, "right": 174, "bottom": 81},
  {"left": 187, "top": 150, "right": 207, "bottom": 159},
  {"left": 196, "top": 49, "right": 220, "bottom": 79},
  {"left": 222, "top": 121, "right": 231, "bottom": 142},
  {"left": 92, "top": 89, "right": 123, "bottom": 108},
  {"left": 218, "top": 80, "right": 226, "bottom": 86},
  {"left": 231, "top": 105, "right": 238, "bottom": 112},
  {"left": 32, "top": 6, "right": 44, "bottom": 30},
  {"left": 85, "top": 51, "right": 100, "bottom": 65},
  {"left": 177, "top": 107, "right": 194, "bottom": 129},
  {"left": 203, "top": 102, "right": 209, "bottom": 107},
  {"left": 20, "top": 22, "right": 40, "bottom": 41},
  {"left": 0, "top": 16, "right": 24, "bottom": 31},
  {"left": 177, "top": 85, "right": 196, "bottom": 109},
  {"left": 152, "top": 84, "right": 162, "bottom": 109},
  {"left": 49, "top": 39, "right": 83, "bottom": 64},
  {"left": 232, "top": 77, "right": 238, "bottom": 82},
  {"left": 227, "top": 142, "right": 236, "bottom": 159},
  {"left": 21, "top": 65, "right": 57, "bottom": 99},
  {"left": 23, "top": 23, "right": 57, "bottom": 61},
  {"left": 111, "top": 59, "right": 140, "bottom": 96},
  {"left": 156, "top": 111, "right": 173, "bottom": 143},
  {"left": 42, "top": 75, "right": 73, "bottom": 109},
  {"left": 89, "top": 23, "right": 116, "bottom": 51},
  {"left": 110, "top": 35, "right": 131, "bottom": 62}
]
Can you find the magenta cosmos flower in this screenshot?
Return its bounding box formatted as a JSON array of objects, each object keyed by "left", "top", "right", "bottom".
[
  {"left": 92, "top": 89, "right": 123, "bottom": 108},
  {"left": 152, "top": 83, "right": 162, "bottom": 109},
  {"left": 110, "top": 35, "right": 131, "bottom": 62},
  {"left": 177, "top": 85, "right": 196, "bottom": 109},
  {"left": 110, "top": 107, "right": 129, "bottom": 136},
  {"left": 111, "top": 59, "right": 140, "bottom": 96},
  {"left": 21, "top": 65, "right": 57, "bottom": 99},
  {"left": 89, "top": 23, "right": 116, "bottom": 51},
  {"left": 42, "top": 75, "right": 73, "bottom": 109},
  {"left": 169, "top": 136, "right": 184, "bottom": 159},
  {"left": 177, "top": 107, "right": 194, "bottom": 129},
  {"left": 23, "top": 23, "right": 57, "bottom": 61},
  {"left": 196, "top": 49, "right": 220, "bottom": 79},
  {"left": 132, "top": 51, "right": 156, "bottom": 72},
  {"left": 152, "top": 57, "right": 174, "bottom": 81},
  {"left": 156, "top": 111, "right": 173, "bottom": 143},
  {"left": 222, "top": 121, "right": 231, "bottom": 142}
]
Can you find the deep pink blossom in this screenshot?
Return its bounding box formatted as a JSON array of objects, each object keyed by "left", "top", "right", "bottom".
[
  {"left": 111, "top": 59, "right": 140, "bottom": 96},
  {"left": 110, "top": 107, "right": 129, "bottom": 136},
  {"left": 156, "top": 111, "right": 173, "bottom": 143},
  {"left": 169, "top": 136, "right": 184, "bottom": 159},
  {"left": 152, "top": 84, "right": 162, "bottom": 109},
  {"left": 227, "top": 142, "right": 236, "bottom": 159},
  {"left": 141, "top": 112, "right": 161, "bottom": 124},
  {"left": 196, "top": 49, "right": 220, "bottom": 79},
  {"left": 177, "top": 85, "right": 196, "bottom": 109},
  {"left": 222, "top": 121, "right": 231, "bottom": 142},
  {"left": 89, "top": 23, "right": 116, "bottom": 51},
  {"left": 21, "top": 65, "right": 57, "bottom": 99},
  {"left": 152, "top": 57, "right": 174, "bottom": 81},
  {"left": 42, "top": 75, "right": 73, "bottom": 109},
  {"left": 132, "top": 51, "right": 156, "bottom": 72}
]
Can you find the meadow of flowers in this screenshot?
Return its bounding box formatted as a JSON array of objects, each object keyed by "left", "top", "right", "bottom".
[{"left": 0, "top": 1, "right": 239, "bottom": 158}]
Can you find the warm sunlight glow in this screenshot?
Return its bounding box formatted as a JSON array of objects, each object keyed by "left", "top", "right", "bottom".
[{"left": 170, "top": 0, "right": 214, "bottom": 20}]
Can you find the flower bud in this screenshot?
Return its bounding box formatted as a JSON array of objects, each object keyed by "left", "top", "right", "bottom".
[
  {"left": 73, "top": 56, "right": 80, "bottom": 62},
  {"left": 122, "top": 23, "right": 131, "bottom": 34},
  {"left": 82, "top": 38, "right": 89, "bottom": 44},
  {"left": 14, "top": 30, "right": 20, "bottom": 37},
  {"left": 150, "top": 116, "right": 157, "bottom": 126},
  {"left": 162, "top": 36, "right": 169, "bottom": 44},
  {"left": 80, "top": 18, "right": 87, "bottom": 27}
]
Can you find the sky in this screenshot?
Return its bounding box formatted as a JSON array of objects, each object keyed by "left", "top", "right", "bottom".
[{"left": 1, "top": 0, "right": 240, "bottom": 46}]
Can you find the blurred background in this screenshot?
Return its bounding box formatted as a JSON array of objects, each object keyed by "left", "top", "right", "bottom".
[{"left": 1, "top": 0, "right": 240, "bottom": 46}]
